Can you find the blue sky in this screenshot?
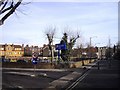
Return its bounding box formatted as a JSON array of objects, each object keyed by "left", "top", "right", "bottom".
[{"left": 0, "top": 0, "right": 118, "bottom": 47}]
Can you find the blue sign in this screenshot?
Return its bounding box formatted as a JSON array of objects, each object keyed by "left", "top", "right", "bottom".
[
  {"left": 32, "top": 58, "right": 38, "bottom": 64},
  {"left": 55, "top": 43, "right": 67, "bottom": 62},
  {"left": 55, "top": 43, "right": 67, "bottom": 50},
  {"left": 32, "top": 60, "right": 37, "bottom": 64}
]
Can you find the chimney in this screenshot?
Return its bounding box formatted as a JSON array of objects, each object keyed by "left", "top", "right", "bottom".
[{"left": 22, "top": 44, "right": 24, "bottom": 48}]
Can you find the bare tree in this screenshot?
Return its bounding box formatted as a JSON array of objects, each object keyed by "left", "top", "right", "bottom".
[
  {"left": 0, "top": 0, "right": 22, "bottom": 26},
  {"left": 45, "top": 26, "right": 56, "bottom": 63},
  {"left": 76, "top": 33, "right": 85, "bottom": 56},
  {"left": 76, "top": 43, "right": 83, "bottom": 57},
  {"left": 60, "top": 27, "right": 80, "bottom": 62}
]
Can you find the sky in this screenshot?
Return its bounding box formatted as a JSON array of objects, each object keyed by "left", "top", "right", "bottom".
[{"left": 0, "top": 0, "right": 119, "bottom": 47}]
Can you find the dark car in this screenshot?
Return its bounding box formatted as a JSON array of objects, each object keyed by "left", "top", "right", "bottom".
[{"left": 17, "top": 60, "right": 27, "bottom": 63}]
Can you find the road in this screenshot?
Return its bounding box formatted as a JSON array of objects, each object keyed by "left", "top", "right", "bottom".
[
  {"left": 2, "top": 59, "right": 119, "bottom": 90},
  {"left": 2, "top": 60, "right": 97, "bottom": 90},
  {"left": 0, "top": 68, "right": 2, "bottom": 90},
  {"left": 2, "top": 68, "right": 72, "bottom": 89},
  {"left": 68, "top": 59, "right": 120, "bottom": 89}
]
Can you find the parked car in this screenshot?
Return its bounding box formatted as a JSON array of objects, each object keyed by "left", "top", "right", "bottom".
[
  {"left": 17, "top": 60, "right": 27, "bottom": 63},
  {"left": 3, "top": 59, "right": 10, "bottom": 62},
  {"left": 10, "top": 59, "right": 17, "bottom": 62},
  {"left": 39, "top": 59, "right": 50, "bottom": 63}
]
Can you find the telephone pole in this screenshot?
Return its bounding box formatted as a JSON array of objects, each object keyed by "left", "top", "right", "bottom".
[
  {"left": 89, "top": 36, "right": 97, "bottom": 62},
  {"left": 108, "top": 36, "right": 111, "bottom": 68},
  {"left": 108, "top": 36, "right": 111, "bottom": 58},
  {"left": 90, "top": 36, "right": 97, "bottom": 47}
]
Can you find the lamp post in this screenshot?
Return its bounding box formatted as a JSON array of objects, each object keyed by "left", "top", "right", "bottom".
[
  {"left": 89, "top": 36, "right": 97, "bottom": 62},
  {"left": 90, "top": 36, "right": 97, "bottom": 47},
  {"left": 94, "top": 43, "right": 100, "bottom": 60}
]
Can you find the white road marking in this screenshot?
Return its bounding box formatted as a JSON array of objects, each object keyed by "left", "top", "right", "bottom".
[{"left": 65, "top": 70, "right": 91, "bottom": 90}]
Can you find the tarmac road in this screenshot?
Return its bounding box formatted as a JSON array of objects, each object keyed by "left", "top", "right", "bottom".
[
  {"left": 71, "top": 59, "right": 120, "bottom": 89},
  {"left": 2, "top": 69, "right": 72, "bottom": 89},
  {"left": 3, "top": 59, "right": 118, "bottom": 90},
  {"left": 2, "top": 60, "right": 97, "bottom": 90}
]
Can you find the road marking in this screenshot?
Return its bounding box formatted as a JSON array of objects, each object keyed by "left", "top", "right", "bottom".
[
  {"left": 17, "top": 86, "right": 23, "bottom": 88},
  {"left": 30, "top": 74, "right": 36, "bottom": 77},
  {"left": 4, "top": 72, "right": 32, "bottom": 76},
  {"left": 3, "top": 68, "right": 68, "bottom": 72},
  {"left": 4, "top": 71, "right": 48, "bottom": 78},
  {"left": 65, "top": 70, "right": 91, "bottom": 90}
]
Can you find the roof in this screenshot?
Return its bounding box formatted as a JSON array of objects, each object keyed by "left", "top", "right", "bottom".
[
  {"left": 0, "top": 44, "right": 22, "bottom": 48},
  {"left": 0, "top": 45, "right": 5, "bottom": 48},
  {"left": 14, "top": 45, "right": 22, "bottom": 48}
]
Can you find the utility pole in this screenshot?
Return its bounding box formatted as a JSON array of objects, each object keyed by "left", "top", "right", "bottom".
[
  {"left": 89, "top": 37, "right": 92, "bottom": 63},
  {"left": 101, "top": 47, "right": 102, "bottom": 60},
  {"left": 90, "top": 36, "right": 97, "bottom": 47},
  {"left": 108, "top": 36, "right": 111, "bottom": 58},
  {"left": 90, "top": 37, "right": 92, "bottom": 47},
  {"left": 108, "top": 36, "right": 111, "bottom": 68},
  {"left": 89, "top": 36, "right": 97, "bottom": 62}
]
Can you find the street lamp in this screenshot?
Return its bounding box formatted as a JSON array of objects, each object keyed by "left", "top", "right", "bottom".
[
  {"left": 94, "top": 43, "right": 100, "bottom": 60},
  {"left": 90, "top": 36, "right": 97, "bottom": 47},
  {"left": 89, "top": 36, "right": 97, "bottom": 63}
]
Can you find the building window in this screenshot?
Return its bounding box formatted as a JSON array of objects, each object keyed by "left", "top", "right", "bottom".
[
  {"left": 15, "top": 48, "right": 21, "bottom": 50},
  {"left": 9, "top": 52, "right": 11, "bottom": 55},
  {"left": 7, "top": 48, "right": 10, "bottom": 50},
  {"left": 14, "top": 52, "right": 17, "bottom": 54},
  {"left": 0, "top": 48, "right": 4, "bottom": 50},
  {"left": 18, "top": 52, "right": 21, "bottom": 55}
]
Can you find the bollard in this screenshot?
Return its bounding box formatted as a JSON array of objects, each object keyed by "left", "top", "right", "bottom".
[
  {"left": 97, "top": 61, "right": 100, "bottom": 70},
  {"left": 108, "top": 59, "right": 111, "bottom": 69}
]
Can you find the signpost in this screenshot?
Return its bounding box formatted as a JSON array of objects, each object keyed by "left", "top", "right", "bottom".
[
  {"left": 31, "top": 54, "right": 38, "bottom": 76},
  {"left": 55, "top": 43, "right": 67, "bottom": 62},
  {"left": 55, "top": 43, "right": 67, "bottom": 50}
]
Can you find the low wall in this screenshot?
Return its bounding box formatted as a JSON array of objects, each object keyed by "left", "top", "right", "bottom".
[
  {"left": 2, "top": 62, "right": 55, "bottom": 69},
  {"left": 2, "top": 59, "right": 95, "bottom": 69},
  {"left": 70, "top": 59, "right": 95, "bottom": 68}
]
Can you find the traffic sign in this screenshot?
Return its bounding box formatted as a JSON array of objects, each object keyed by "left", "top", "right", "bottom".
[
  {"left": 55, "top": 43, "right": 67, "bottom": 50},
  {"left": 32, "top": 59, "right": 37, "bottom": 64},
  {"left": 32, "top": 54, "right": 38, "bottom": 64},
  {"left": 55, "top": 43, "right": 67, "bottom": 62}
]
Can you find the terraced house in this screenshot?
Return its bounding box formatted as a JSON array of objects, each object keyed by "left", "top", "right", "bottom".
[{"left": 0, "top": 44, "right": 24, "bottom": 58}]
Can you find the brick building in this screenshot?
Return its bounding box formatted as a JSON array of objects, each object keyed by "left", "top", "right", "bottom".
[{"left": 0, "top": 44, "right": 24, "bottom": 58}]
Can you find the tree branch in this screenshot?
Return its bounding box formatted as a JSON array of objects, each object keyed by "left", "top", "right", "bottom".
[
  {"left": 0, "top": 0, "right": 5, "bottom": 6},
  {"left": 1, "top": 1, "right": 13, "bottom": 14},
  {"left": 1, "top": 0, "right": 8, "bottom": 11},
  {"left": 0, "top": 0, "right": 22, "bottom": 25}
]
